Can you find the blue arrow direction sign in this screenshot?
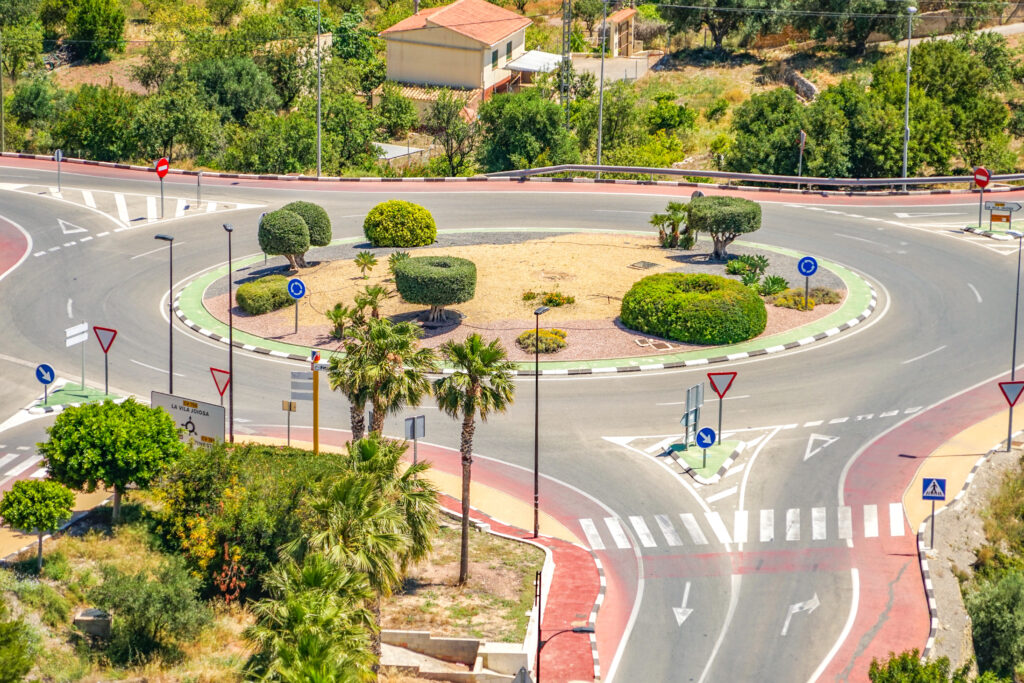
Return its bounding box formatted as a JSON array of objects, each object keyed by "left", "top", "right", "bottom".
[
  {"left": 287, "top": 278, "right": 306, "bottom": 299},
  {"left": 35, "top": 364, "right": 55, "bottom": 385},
  {"left": 798, "top": 256, "right": 818, "bottom": 277},
  {"left": 696, "top": 427, "right": 716, "bottom": 449},
  {"left": 922, "top": 477, "right": 946, "bottom": 501}
]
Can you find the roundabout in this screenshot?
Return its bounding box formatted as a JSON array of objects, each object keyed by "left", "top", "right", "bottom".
[{"left": 0, "top": 155, "right": 1021, "bottom": 682}]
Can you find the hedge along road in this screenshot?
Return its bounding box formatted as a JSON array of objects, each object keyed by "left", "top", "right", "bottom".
[
  {"left": 0, "top": 159, "right": 1016, "bottom": 682},
  {"left": 172, "top": 229, "right": 876, "bottom": 374}
]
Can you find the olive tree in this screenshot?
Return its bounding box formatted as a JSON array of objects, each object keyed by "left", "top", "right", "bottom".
[
  {"left": 0, "top": 479, "right": 74, "bottom": 570},
  {"left": 687, "top": 196, "right": 761, "bottom": 260}
]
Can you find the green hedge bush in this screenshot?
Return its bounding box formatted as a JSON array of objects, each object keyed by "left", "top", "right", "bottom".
[
  {"left": 620, "top": 273, "right": 766, "bottom": 345},
  {"left": 258, "top": 209, "right": 310, "bottom": 268},
  {"left": 282, "top": 200, "right": 332, "bottom": 247},
  {"left": 236, "top": 274, "right": 294, "bottom": 315},
  {"left": 363, "top": 200, "right": 437, "bottom": 247},
  {"left": 393, "top": 255, "right": 476, "bottom": 321}
]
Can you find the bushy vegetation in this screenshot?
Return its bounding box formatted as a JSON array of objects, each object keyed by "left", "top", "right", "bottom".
[
  {"left": 281, "top": 201, "right": 332, "bottom": 248},
  {"left": 620, "top": 273, "right": 767, "bottom": 345},
  {"left": 393, "top": 255, "right": 476, "bottom": 321},
  {"left": 258, "top": 209, "right": 311, "bottom": 269},
  {"left": 687, "top": 196, "right": 762, "bottom": 260},
  {"left": 516, "top": 328, "right": 568, "bottom": 354},
  {"left": 522, "top": 290, "right": 575, "bottom": 307},
  {"left": 236, "top": 274, "right": 294, "bottom": 315},
  {"left": 363, "top": 200, "right": 437, "bottom": 247}
]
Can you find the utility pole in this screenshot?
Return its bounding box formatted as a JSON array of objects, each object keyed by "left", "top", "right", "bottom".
[
  {"left": 316, "top": 0, "right": 322, "bottom": 178},
  {"left": 1, "top": 26, "right": 5, "bottom": 154},
  {"left": 901, "top": 6, "right": 917, "bottom": 192},
  {"left": 595, "top": 0, "right": 607, "bottom": 177},
  {"left": 560, "top": 0, "right": 573, "bottom": 129}
]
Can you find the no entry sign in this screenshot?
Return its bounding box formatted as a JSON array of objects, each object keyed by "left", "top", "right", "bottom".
[
  {"left": 974, "top": 167, "right": 990, "bottom": 188},
  {"left": 155, "top": 157, "right": 170, "bottom": 178}
]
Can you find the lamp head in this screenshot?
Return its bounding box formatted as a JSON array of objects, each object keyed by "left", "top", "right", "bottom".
[
  {"left": 572, "top": 626, "right": 595, "bottom": 634},
  {"left": 1009, "top": 230, "right": 1024, "bottom": 239},
  {"left": 908, "top": 5, "right": 917, "bottom": 14},
  {"left": 534, "top": 306, "right": 550, "bottom": 316},
  {"left": 223, "top": 223, "right": 234, "bottom": 233},
  {"left": 154, "top": 234, "right": 174, "bottom": 242}
]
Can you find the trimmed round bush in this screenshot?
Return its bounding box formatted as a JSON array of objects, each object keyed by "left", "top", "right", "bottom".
[
  {"left": 363, "top": 200, "right": 437, "bottom": 247},
  {"left": 620, "top": 273, "right": 766, "bottom": 345},
  {"left": 393, "top": 255, "right": 476, "bottom": 321},
  {"left": 235, "top": 274, "right": 294, "bottom": 315},
  {"left": 258, "top": 209, "right": 310, "bottom": 268},
  {"left": 282, "top": 200, "right": 332, "bottom": 247}
]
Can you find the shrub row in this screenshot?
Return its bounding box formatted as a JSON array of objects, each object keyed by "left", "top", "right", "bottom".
[{"left": 236, "top": 274, "right": 293, "bottom": 315}]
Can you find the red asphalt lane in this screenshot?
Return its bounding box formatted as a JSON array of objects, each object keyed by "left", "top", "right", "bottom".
[
  {"left": 3, "top": 156, "right": 1021, "bottom": 206},
  {"left": 249, "top": 425, "right": 636, "bottom": 683},
  {"left": 0, "top": 215, "right": 29, "bottom": 281}
]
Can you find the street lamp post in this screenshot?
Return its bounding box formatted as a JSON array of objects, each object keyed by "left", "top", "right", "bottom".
[
  {"left": 315, "top": 0, "right": 322, "bottom": 179},
  {"left": 533, "top": 305, "right": 549, "bottom": 538},
  {"left": 154, "top": 234, "right": 174, "bottom": 393},
  {"left": 595, "top": 0, "right": 608, "bottom": 178},
  {"left": 223, "top": 223, "right": 235, "bottom": 443},
  {"left": 901, "top": 5, "right": 917, "bottom": 192},
  {"left": 1009, "top": 230, "right": 1024, "bottom": 451}
]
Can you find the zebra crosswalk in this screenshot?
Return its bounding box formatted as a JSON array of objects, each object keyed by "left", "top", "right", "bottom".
[
  {"left": 0, "top": 453, "right": 47, "bottom": 489},
  {"left": 579, "top": 502, "right": 906, "bottom": 551}
]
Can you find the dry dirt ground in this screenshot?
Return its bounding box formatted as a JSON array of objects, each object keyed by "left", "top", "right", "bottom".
[{"left": 205, "top": 233, "right": 843, "bottom": 362}]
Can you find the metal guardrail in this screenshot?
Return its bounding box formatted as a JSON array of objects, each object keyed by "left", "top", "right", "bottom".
[{"left": 488, "top": 164, "right": 1024, "bottom": 188}]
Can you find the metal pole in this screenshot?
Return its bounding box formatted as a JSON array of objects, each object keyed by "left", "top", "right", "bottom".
[
  {"left": 224, "top": 224, "right": 234, "bottom": 443},
  {"left": 104, "top": 354, "right": 108, "bottom": 396},
  {"left": 287, "top": 410, "right": 291, "bottom": 447},
  {"left": 168, "top": 240, "right": 173, "bottom": 394},
  {"left": 979, "top": 184, "right": 985, "bottom": 230},
  {"left": 1010, "top": 233, "right": 1022, "bottom": 451},
  {"left": 313, "top": 368, "right": 319, "bottom": 455},
  {"left": 534, "top": 312, "right": 540, "bottom": 538},
  {"left": 57, "top": 155, "right": 61, "bottom": 193},
  {"left": 929, "top": 500, "right": 935, "bottom": 549},
  {"left": 294, "top": 300, "right": 299, "bottom": 334},
  {"left": 160, "top": 177, "right": 165, "bottom": 218},
  {"left": 901, "top": 6, "right": 917, "bottom": 192},
  {"left": 197, "top": 171, "right": 202, "bottom": 207},
  {"left": 316, "top": 0, "right": 322, "bottom": 178},
  {"left": 797, "top": 146, "right": 803, "bottom": 191},
  {"left": 536, "top": 570, "right": 542, "bottom": 682},
  {"left": 804, "top": 275, "right": 809, "bottom": 311},
  {"left": 702, "top": 448, "right": 707, "bottom": 470},
  {"left": 414, "top": 435, "right": 418, "bottom": 467},
  {"left": 717, "top": 398, "right": 722, "bottom": 446},
  {"left": 595, "top": 0, "right": 607, "bottom": 179},
  {"left": 1, "top": 27, "right": 5, "bottom": 154},
  {"left": 80, "top": 324, "right": 85, "bottom": 395}
]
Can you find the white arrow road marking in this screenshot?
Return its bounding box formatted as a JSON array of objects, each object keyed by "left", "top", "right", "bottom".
[
  {"left": 894, "top": 211, "right": 962, "bottom": 218},
  {"left": 673, "top": 581, "right": 694, "bottom": 627},
  {"left": 804, "top": 433, "right": 840, "bottom": 461},
  {"left": 58, "top": 218, "right": 86, "bottom": 234},
  {"left": 781, "top": 593, "right": 820, "bottom": 636},
  {"left": 968, "top": 283, "right": 983, "bottom": 303}
]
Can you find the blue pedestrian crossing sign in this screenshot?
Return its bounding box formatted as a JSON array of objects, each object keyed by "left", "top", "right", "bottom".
[
  {"left": 922, "top": 478, "right": 946, "bottom": 501},
  {"left": 287, "top": 278, "right": 306, "bottom": 299},
  {"left": 695, "top": 427, "right": 716, "bottom": 449},
  {"left": 35, "top": 363, "right": 55, "bottom": 385}
]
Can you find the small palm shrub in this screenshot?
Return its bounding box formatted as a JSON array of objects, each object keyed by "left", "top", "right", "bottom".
[
  {"left": 388, "top": 251, "right": 410, "bottom": 275},
  {"left": 354, "top": 251, "right": 378, "bottom": 279}
]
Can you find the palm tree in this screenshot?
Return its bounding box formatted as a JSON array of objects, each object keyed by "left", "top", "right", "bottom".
[
  {"left": 354, "top": 285, "right": 393, "bottom": 320},
  {"left": 327, "top": 353, "right": 371, "bottom": 441},
  {"left": 432, "top": 334, "right": 516, "bottom": 584},
  {"left": 341, "top": 318, "right": 437, "bottom": 434},
  {"left": 354, "top": 251, "right": 377, "bottom": 279},
  {"left": 326, "top": 303, "right": 358, "bottom": 339}
]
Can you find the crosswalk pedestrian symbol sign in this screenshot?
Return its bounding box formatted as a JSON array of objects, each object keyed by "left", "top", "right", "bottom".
[{"left": 922, "top": 478, "right": 946, "bottom": 501}]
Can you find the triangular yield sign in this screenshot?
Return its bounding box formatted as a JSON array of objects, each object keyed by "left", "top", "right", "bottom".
[
  {"left": 1000, "top": 381, "right": 1024, "bottom": 407},
  {"left": 707, "top": 371, "right": 737, "bottom": 399},
  {"left": 93, "top": 326, "right": 117, "bottom": 354},
  {"left": 210, "top": 368, "right": 231, "bottom": 397}
]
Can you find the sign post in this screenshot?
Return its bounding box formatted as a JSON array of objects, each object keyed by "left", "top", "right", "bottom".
[
  {"left": 93, "top": 326, "right": 117, "bottom": 396},
  {"left": 707, "top": 372, "right": 737, "bottom": 445},
  {"left": 984, "top": 201, "right": 1021, "bottom": 233},
  {"left": 55, "top": 148, "right": 62, "bottom": 193},
  {"left": 695, "top": 427, "right": 716, "bottom": 470},
  {"left": 405, "top": 415, "right": 426, "bottom": 467},
  {"left": 680, "top": 382, "right": 704, "bottom": 449},
  {"left": 310, "top": 349, "right": 329, "bottom": 455},
  {"left": 288, "top": 278, "right": 306, "bottom": 334},
  {"left": 35, "top": 363, "right": 55, "bottom": 404},
  {"left": 290, "top": 369, "right": 314, "bottom": 449},
  {"left": 155, "top": 157, "right": 169, "bottom": 218},
  {"left": 282, "top": 400, "right": 297, "bottom": 446},
  {"left": 922, "top": 477, "right": 947, "bottom": 550},
  {"left": 210, "top": 367, "right": 231, "bottom": 406},
  {"left": 975, "top": 166, "right": 990, "bottom": 230},
  {"left": 798, "top": 256, "right": 818, "bottom": 310},
  {"left": 65, "top": 322, "right": 88, "bottom": 396},
  {"left": 1000, "top": 381, "right": 1024, "bottom": 452}
]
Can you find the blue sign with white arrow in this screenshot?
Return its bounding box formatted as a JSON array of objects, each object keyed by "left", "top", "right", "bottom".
[
  {"left": 287, "top": 278, "right": 306, "bottom": 299},
  {"left": 922, "top": 477, "right": 947, "bottom": 501},
  {"left": 35, "top": 363, "right": 55, "bottom": 385},
  {"left": 797, "top": 256, "right": 818, "bottom": 277},
  {"left": 696, "top": 427, "right": 716, "bottom": 449}
]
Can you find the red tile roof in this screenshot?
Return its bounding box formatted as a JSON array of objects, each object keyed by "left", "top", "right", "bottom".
[
  {"left": 381, "top": 0, "right": 532, "bottom": 46},
  {"left": 607, "top": 7, "right": 637, "bottom": 23}
]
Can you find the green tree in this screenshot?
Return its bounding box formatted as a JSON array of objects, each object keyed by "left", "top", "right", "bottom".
[
  {"left": 687, "top": 195, "right": 761, "bottom": 260},
  {"left": 328, "top": 334, "right": 371, "bottom": 441},
  {"left": 726, "top": 87, "right": 804, "bottom": 176},
  {"left": 433, "top": 334, "right": 515, "bottom": 584},
  {"left": 131, "top": 39, "right": 178, "bottom": 92},
  {"left": 66, "top": 0, "right": 126, "bottom": 62},
  {"left": 132, "top": 81, "right": 222, "bottom": 162},
  {"left": 38, "top": 0, "right": 71, "bottom": 37},
  {"left": 355, "top": 284, "right": 392, "bottom": 318},
  {"left": 186, "top": 56, "right": 281, "bottom": 123},
  {"left": 333, "top": 11, "right": 376, "bottom": 62},
  {"left": 425, "top": 88, "right": 477, "bottom": 176},
  {"left": 478, "top": 89, "right": 579, "bottom": 171},
  {"left": 659, "top": 0, "right": 769, "bottom": 50},
  {"left": 0, "top": 19, "right": 43, "bottom": 79},
  {"left": 803, "top": 91, "right": 852, "bottom": 179},
  {"left": 598, "top": 80, "right": 649, "bottom": 152},
  {"left": 0, "top": 0, "right": 41, "bottom": 27},
  {"left": 967, "top": 570, "right": 1024, "bottom": 677},
  {"left": 0, "top": 479, "right": 74, "bottom": 570},
  {"left": 339, "top": 317, "right": 437, "bottom": 434},
  {"left": 258, "top": 208, "right": 311, "bottom": 269},
  {"left": 9, "top": 76, "right": 63, "bottom": 127},
  {"left": 257, "top": 42, "right": 315, "bottom": 108},
  {"left": 573, "top": 0, "right": 603, "bottom": 35},
  {"left": 650, "top": 201, "right": 693, "bottom": 249},
  {"left": 222, "top": 108, "right": 317, "bottom": 174},
  {"left": 53, "top": 84, "right": 139, "bottom": 162},
  {"left": 377, "top": 81, "right": 418, "bottom": 138},
  {"left": 0, "top": 602, "right": 36, "bottom": 683},
  {"left": 868, "top": 649, "right": 1005, "bottom": 682},
  {"left": 38, "top": 398, "right": 185, "bottom": 522},
  {"left": 207, "top": 0, "right": 246, "bottom": 26},
  {"left": 319, "top": 92, "right": 382, "bottom": 170}
]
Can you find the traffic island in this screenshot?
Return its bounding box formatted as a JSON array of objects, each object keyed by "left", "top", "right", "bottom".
[
  {"left": 663, "top": 440, "right": 743, "bottom": 484},
  {"left": 28, "top": 380, "right": 121, "bottom": 415}
]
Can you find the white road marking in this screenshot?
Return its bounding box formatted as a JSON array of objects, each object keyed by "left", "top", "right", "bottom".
[
  {"left": 863, "top": 504, "right": 879, "bottom": 538},
  {"left": 0, "top": 454, "right": 19, "bottom": 470},
  {"left": 902, "top": 345, "right": 947, "bottom": 364},
  {"left": 146, "top": 196, "right": 157, "bottom": 221},
  {"left": 130, "top": 359, "right": 184, "bottom": 376},
  {"left": 131, "top": 242, "right": 181, "bottom": 261},
  {"left": 114, "top": 193, "right": 129, "bottom": 224},
  {"left": 97, "top": 231, "right": 110, "bottom": 237},
  {"left": 803, "top": 420, "right": 823, "bottom": 427},
  {"left": 48, "top": 186, "right": 61, "bottom": 197},
  {"left": 656, "top": 395, "right": 749, "bottom": 406},
  {"left": 66, "top": 299, "right": 73, "bottom": 318},
  {"left": 5, "top": 455, "right": 43, "bottom": 477},
  {"left": 724, "top": 462, "right": 745, "bottom": 478},
  {"left": 835, "top": 233, "right": 882, "bottom": 245},
  {"left": 733, "top": 510, "right": 748, "bottom": 544},
  {"left": 812, "top": 507, "right": 826, "bottom": 540},
  {"left": 654, "top": 514, "right": 682, "bottom": 546},
  {"left": 829, "top": 417, "right": 849, "bottom": 424},
  {"left": 804, "top": 434, "right": 839, "bottom": 461},
  {"left": 705, "top": 486, "right": 737, "bottom": 504},
  {"left": 79, "top": 236, "right": 92, "bottom": 242},
  {"left": 705, "top": 511, "right": 732, "bottom": 544},
  {"left": 879, "top": 410, "right": 899, "bottom": 418},
  {"left": 967, "top": 283, "right": 983, "bottom": 303},
  {"left": 579, "top": 518, "right": 605, "bottom": 550},
  {"left": 905, "top": 406, "right": 922, "bottom": 413},
  {"left": 679, "top": 513, "right": 708, "bottom": 545},
  {"left": 629, "top": 516, "right": 657, "bottom": 548},
  {"left": 786, "top": 509, "right": 800, "bottom": 541},
  {"left": 594, "top": 209, "right": 653, "bottom": 214},
  {"left": 889, "top": 502, "right": 905, "bottom": 537},
  {"left": 82, "top": 189, "right": 96, "bottom": 207},
  {"left": 604, "top": 517, "right": 631, "bottom": 549},
  {"left": 645, "top": 436, "right": 678, "bottom": 453},
  {"left": 838, "top": 506, "right": 853, "bottom": 540},
  {"left": 760, "top": 509, "right": 774, "bottom": 543},
  {"left": 206, "top": 201, "right": 218, "bottom": 213},
  {"left": 175, "top": 198, "right": 186, "bottom": 218},
  {"left": 31, "top": 468, "right": 48, "bottom": 478}
]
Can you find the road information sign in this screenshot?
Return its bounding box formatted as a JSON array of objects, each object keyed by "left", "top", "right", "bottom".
[
  {"left": 985, "top": 201, "right": 1022, "bottom": 212},
  {"left": 1000, "top": 381, "right": 1024, "bottom": 407},
  {"left": 680, "top": 382, "right": 704, "bottom": 449},
  {"left": 65, "top": 322, "right": 88, "bottom": 397},
  {"left": 36, "top": 363, "right": 55, "bottom": 403},
  {"left": 707, "top": 371, "right": 737, "bottom": 445},
  {"left": 93, "top": 326, "right": 117, "bottom": 395},
  {"left": 405, "top": 415, "right": 426, "bottom": 465},
  {"left": 922, "top": 476, "right": 947, "bottom": 549},
  {"left": 151, "top": 391, "right": 225, "bottom": 446}
]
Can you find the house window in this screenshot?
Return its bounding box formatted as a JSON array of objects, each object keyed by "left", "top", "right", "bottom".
[
  {"left": 506, "top": 41, "right": 512, "bottom": 59},
  {"left": 492, "top": 50, "right": 498, "bottom": 68}
]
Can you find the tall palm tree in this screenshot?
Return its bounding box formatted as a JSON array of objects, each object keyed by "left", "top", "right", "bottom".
[
  {"left": 432, "top": 334, "right": 516, "bottom": 585},
  {"left": 340, "top": 317, "right": 437, "bottom": 434},
  {"left": 327, "top": 354, "right": 371, "bottom": 441}
]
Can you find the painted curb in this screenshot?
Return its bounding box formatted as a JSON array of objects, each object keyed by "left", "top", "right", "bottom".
[
  {"left": 28, "top": 396, "right": 127, "bottom": 415},
  {"left": 2, "top": 151, "right": 1017, "bottom": 197},
  {"left": 659, "top": 443, "right": 743, "bottom": 485},
  {"left": 173, "top": 278, "right": 878, "bottom": 376}
]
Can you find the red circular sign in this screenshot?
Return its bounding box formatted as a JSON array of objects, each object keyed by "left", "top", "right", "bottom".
[
  {"left": 974, "top": 166, "right": 990, "bottom": 188},
  {"left": 155, "top": 157, "right": 169, "bottom": 179}
]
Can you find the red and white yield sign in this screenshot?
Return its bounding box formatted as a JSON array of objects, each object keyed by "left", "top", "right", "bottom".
[
  {"left": 1000, "top": 381, "right": 1024, "bottom": 407},
  {"left": 974, "top": 166, "right": 991, "bottom": 189},
  {"left": 707, "top": 371, "right": 737, "bottom": 399},
  {"left": 154, "top": 157, "right": 170, "bottom": 178},
  {"left": 210, "top": 368, "right": 231, "bottom": 397},
  {"left": 93, "top": 326, "right": 117, "bottom": 354}
]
